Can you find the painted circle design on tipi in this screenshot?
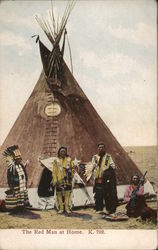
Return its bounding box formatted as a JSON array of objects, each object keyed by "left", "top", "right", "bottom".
[{"left": 45, "top": 102, "right": 61, "bottom": 116}]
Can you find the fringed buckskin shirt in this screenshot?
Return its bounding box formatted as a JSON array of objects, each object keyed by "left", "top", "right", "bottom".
[
  {"left": 52, "top": 157, "right": 74, "bottom": 187},
  {"left": 92, "top": 153, "right": 115, "bottom": 181}
]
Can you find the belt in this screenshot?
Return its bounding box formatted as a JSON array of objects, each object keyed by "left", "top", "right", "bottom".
[{"left": 96, "top": 178, "right": 102, "bottom": 184}]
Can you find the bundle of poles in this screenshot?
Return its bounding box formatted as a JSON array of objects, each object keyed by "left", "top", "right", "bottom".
[{"left": 35, "top": 0, "right": 75, "bottom": 79}]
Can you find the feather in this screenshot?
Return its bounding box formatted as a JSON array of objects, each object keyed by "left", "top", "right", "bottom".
[{"left": 84, "top": 162, "right": 93, "bottom": 181}]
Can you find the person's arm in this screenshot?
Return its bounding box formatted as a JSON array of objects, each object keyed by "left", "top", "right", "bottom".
[
  {"left": 7, "top": 168, "right": 12, "bottom": 188},
  {"left": 7, "top": 166, "right": 18, "bottom": 191},
  {"left": 24, "top": 160, "right": 30, "bottom": 168},
  {"left": 109, "top": 167, "right": 117, "bottom": 194},
  {"left": 52, "top": 160, "right": 57, "bottom": 187},
  {"left": 136, "top": 184, "right": 144, "bottom": 196},
  {"left": 70, "top": 158, "right": 75, "bottom": 178},
  {"left": 109, "top": 155, "right": 115, "bottom": 169},
  {"left": 124, "top": 186, "right": 131, "bottom": 203},
  {"left": 92, "top": 155, "right": 97, "bottom": 173}
]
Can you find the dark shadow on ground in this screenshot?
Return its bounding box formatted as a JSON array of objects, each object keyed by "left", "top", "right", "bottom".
[
  {"left": 64, "top": 211, "right": 92, "bottom": 220},
  {"left": 9, "top": 209, "right": 41, "bottom": 219}
]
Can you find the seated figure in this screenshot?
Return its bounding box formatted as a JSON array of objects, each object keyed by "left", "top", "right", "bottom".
[{"left": 124, "top": 174, "right": 157, "bottom": 222}]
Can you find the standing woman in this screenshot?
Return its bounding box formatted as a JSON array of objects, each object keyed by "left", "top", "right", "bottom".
[
  {"left": 52, "top": 146, "right": 74, "bottom": 214},
  {"left": 3, "top": 145, "right": 30, "bottom": 213}
]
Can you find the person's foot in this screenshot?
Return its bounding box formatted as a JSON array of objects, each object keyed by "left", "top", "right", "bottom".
[
  {"left": 57, "top": 210, "right": 64, "bottom": 214},
  {"left": 95, "top": 210, "right": 103, "bottom": 214},
  {"left": 65, "top": 209, "right": 71, "bottom": 214},
  {"left": 109, "top": 212, "right": 117, "bottom": 217},
  {"left": 103, "top": 208, "right": 107, "bottom": 213}
]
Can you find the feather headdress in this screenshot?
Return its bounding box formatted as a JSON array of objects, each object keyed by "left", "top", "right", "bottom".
[{"left": 3, "top": 145, "right": 22, "bottom": 160}]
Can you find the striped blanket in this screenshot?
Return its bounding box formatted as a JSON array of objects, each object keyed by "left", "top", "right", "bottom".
[{"left": 5, "top": 164, "right": 29, "bottom": 211}]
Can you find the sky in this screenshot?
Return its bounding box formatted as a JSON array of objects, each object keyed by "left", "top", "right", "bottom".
[{"left": 0, "top": 0, "right": 157, "bottom": 146}]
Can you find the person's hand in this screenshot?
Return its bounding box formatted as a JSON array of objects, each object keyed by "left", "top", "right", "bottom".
[
  {"left": 140, "top": 177, "right": 145, "bottom": 185},
  {"left": 92, "top": 164, "right": 97, "bottom": 172},
  {"left": 24, "top": 160, "right": 30, "bottom": 168},
  {"left": 60, "top": 186, "right": 64, "bottom": 191}
]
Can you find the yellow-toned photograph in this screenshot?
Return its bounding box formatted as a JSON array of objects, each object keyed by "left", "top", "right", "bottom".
[{"left": 0, "top": 0, "right": 157, "bottom": 249}]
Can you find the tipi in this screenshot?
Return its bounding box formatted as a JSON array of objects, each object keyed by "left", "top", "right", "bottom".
[{"left": 0, "top": 1, "right": 154, "bottom": 208}]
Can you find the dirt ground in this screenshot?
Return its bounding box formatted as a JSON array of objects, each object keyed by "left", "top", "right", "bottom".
[{"left": 0, "top": 201, "right": 157, "bottom": 230}]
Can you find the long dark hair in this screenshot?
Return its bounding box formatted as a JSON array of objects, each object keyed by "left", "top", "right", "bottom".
[
  {"left": 130, "top": 174, "right": 140, "bottom": 184},
  {"left": 57, "top": 146, "right": 68, "bottom": 158}
]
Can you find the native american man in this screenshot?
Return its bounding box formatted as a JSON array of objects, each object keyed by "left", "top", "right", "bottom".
[
  {"left": 124, "top": 174, "right": 146, "bottom": 218},
  {"left": 52, "top": 146, "right": 74, "bottom": 213},
  {"left": 124, "top": 174, "right": 157, "bottom": 221},
  {"left": 92, "top": 142, "right": 118, "bottom": 214},
  {"left": 3, "top": 145, "right": 30, "bottom": 213},
  {"left": 124, "top": 175, "right": 144, "bottom": 202}
]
